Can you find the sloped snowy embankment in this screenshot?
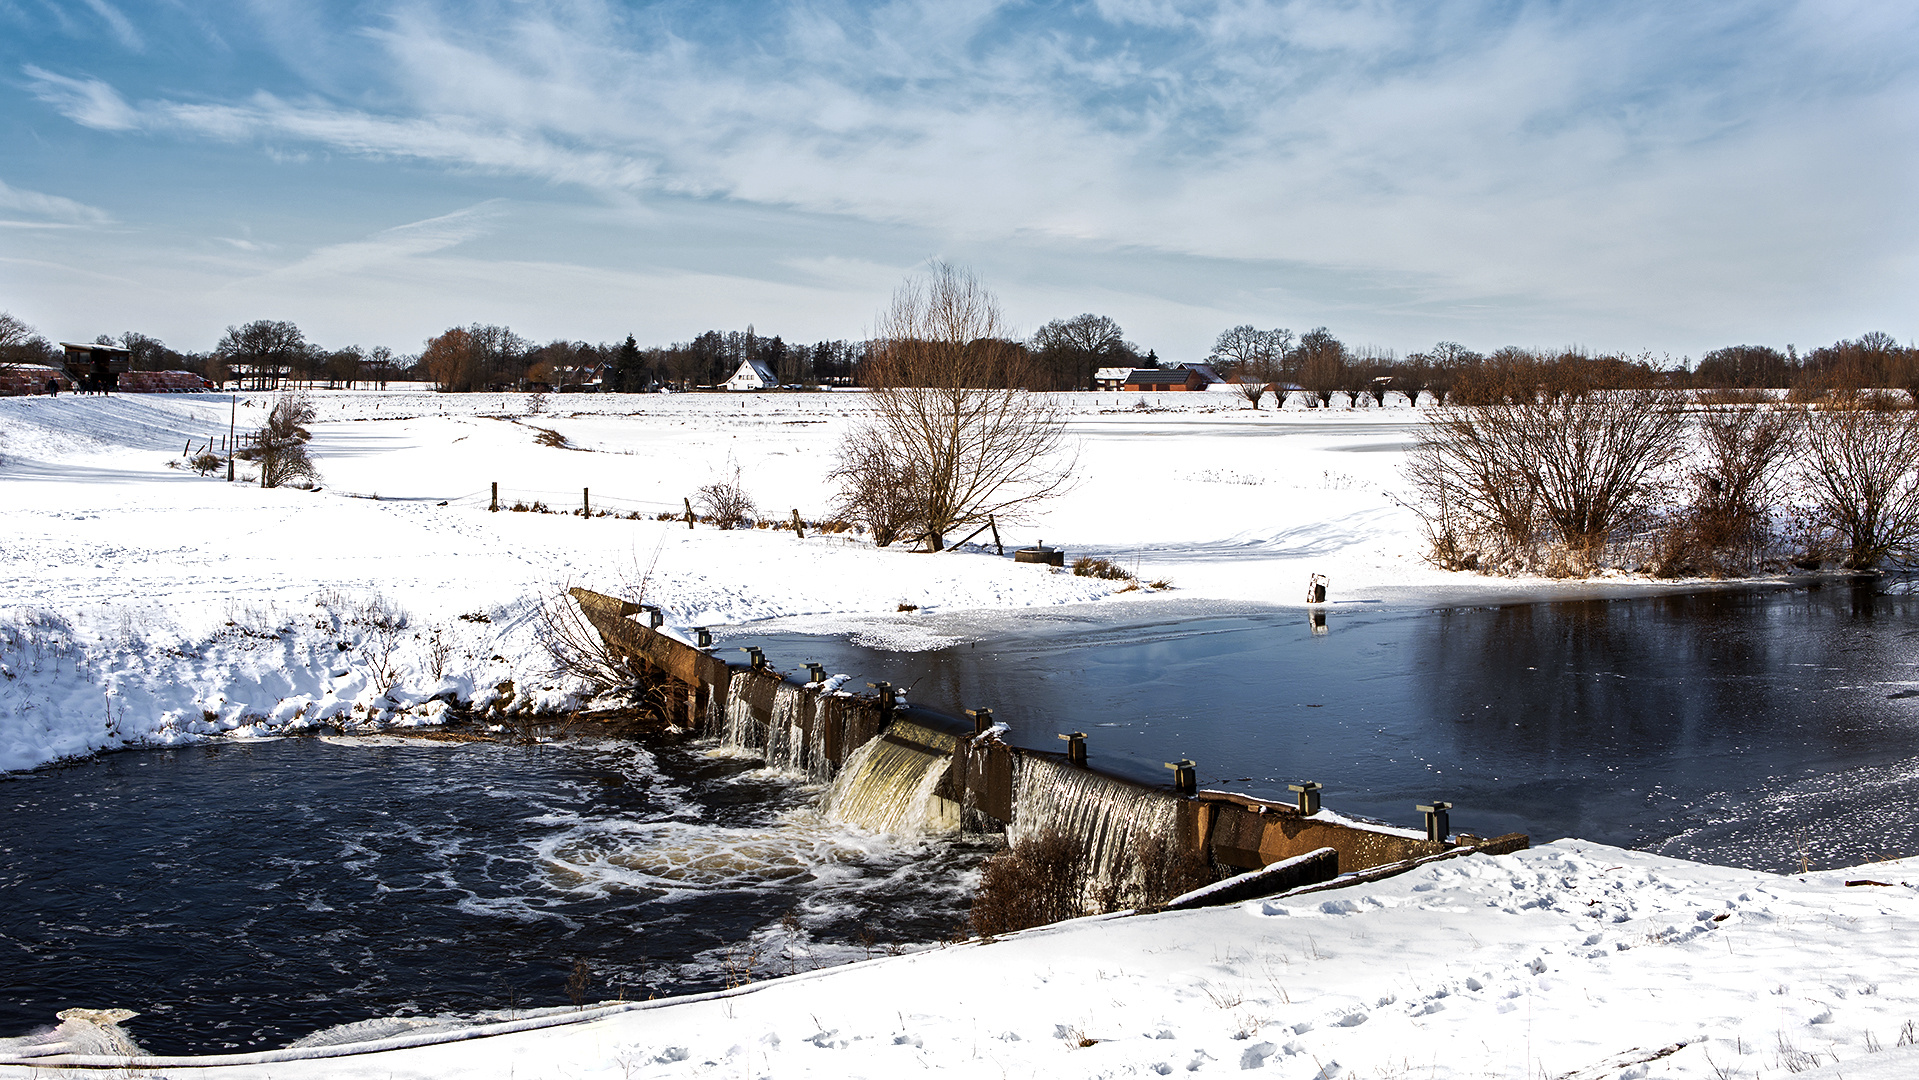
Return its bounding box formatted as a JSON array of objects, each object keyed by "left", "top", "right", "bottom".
[{"left": 4, "top": 843, "right": 1915, "bottom": 1079}]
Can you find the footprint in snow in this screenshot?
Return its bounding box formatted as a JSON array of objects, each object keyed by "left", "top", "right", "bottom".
[{"left": 1240, "top": 1041, "right": 1279, "bottom": 1068}]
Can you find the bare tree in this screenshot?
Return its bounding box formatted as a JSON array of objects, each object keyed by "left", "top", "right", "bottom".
[
  {"left": 1408, "top": 385, "right": 1687, "bottom": 573},
  {"left": 1799, "top": 404, "right": 1919, "bottom": 569},
  {"left": 1031, "top": 313, "right": 1130, "bottom": 391},
  {"left": 846, "top": 263, "right": 1075, "bottom": 551},
  {"left": 1698, "top": 406, "right": 1798, "bottom": 547},
  {"left": 1417, "top": 342, "right": 1480, "bottom": 406},
  {"left": 217, "top": 320, "right": 307, "bottom": 391},
  {"left": 1207, "top": 325, "right": 1293, "bottom": 409},
  {"left": 0, "top": 312, "right": 31, "bottom": 356},
  {"left": 422, "top": 328, "right": 477, "bottom": 392},
  {"left": 1296, "top": 327, "right": 1347, "bottom": 408},
  {"left": 1658, "top": 406, "right": 1799, "bottom": 575},
  {"left": 0, "top": 312, "right": 55, "bottom": 377}
]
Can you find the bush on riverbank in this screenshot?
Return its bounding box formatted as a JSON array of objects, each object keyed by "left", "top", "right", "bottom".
[{"left": 1409, "top": 388, "right": 1919, "bottom": 577}]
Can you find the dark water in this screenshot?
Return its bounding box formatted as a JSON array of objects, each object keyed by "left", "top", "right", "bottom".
[
  {"left": 0, "top": 737, "right": 985, "bottom": 1055},
  {"left": 739, "top": 583, "right": 1919, "bottom": 872}
]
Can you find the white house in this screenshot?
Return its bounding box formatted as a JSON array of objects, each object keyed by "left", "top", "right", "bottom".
[{"left": 725, "top": 358, "right": 779, "bottom": 391}]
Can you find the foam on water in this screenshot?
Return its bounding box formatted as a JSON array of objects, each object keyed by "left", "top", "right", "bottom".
[{"left": 0, "top": 735, "right": 989, "bottom": 1055}]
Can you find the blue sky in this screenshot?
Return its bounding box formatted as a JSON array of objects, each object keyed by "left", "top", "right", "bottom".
[{"left": 2, "top": 0, "right": 1915, "bottom": 360}]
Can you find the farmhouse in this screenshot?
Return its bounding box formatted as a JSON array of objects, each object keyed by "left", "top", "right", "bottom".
[
  {"left": 724, "top": 358, "right": 779, "bottom": 391},
  {"left": 1121, "top": 364, "right": 1224, "bottom": 392}
]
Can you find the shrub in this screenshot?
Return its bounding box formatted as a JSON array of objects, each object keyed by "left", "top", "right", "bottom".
[
  {"left": 1654, "top": 406, "right": 1798, "bottom": 577},
  {"left": 1071, "top": 556, "right": 1133, "bottom": 581},
  {"left": 970, "top": 829, "right": 1090, "bottom": 937},
  {"left": 694, "top": 467, "right": 755, "bottom": 530},
  {"left": 828, "top": 426, "right": 924, "bottom": 547},
  {"left": 1798, "top": 404, "right": 1919, "bottom": 569},
  {"left": 255, "top": 393, "right": 319, "bottom": 489}
]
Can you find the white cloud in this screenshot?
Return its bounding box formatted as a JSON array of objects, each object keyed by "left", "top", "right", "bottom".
[
  {"left": 253, "top": 202, "right": 508, "bottom": 284},
  {"left": 0, "top": 177, "right": 113, "bottom": 226},
  {"left": 78, "top": 0, "right": 143, "bottom": 51},
  {"left": 23, "top": 65, "right": 140, "bottom": 130}
]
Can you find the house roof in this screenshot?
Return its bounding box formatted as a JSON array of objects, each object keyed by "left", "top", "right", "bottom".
[
  {"left": 1175, "top": 363, "right": 1224, "bottom": 383},
  {"left": 1123, "top": 369, "right": 1193, "bottom": 385},
  {"left": 1094, "top": 367, "right": 1133, "bottom": 381},
  {"left": 60, "top": 342, "right": 132, "bottom": 358},
  {"left": 729, "top": 358, "right": 778, "bottom": 386}
]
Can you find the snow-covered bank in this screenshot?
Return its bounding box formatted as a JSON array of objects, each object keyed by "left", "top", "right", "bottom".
[{"left": 6, "top": 841, "right": 1915, "bottom": 1078}]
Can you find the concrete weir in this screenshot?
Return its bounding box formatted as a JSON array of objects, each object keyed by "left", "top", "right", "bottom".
[{"left": 570, "top": 589, "right": 1527, "bottom": 904}]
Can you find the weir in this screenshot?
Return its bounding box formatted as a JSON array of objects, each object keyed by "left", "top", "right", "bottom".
[{"left": 570, "top": 588, "right": 1529, "bottom": 905}]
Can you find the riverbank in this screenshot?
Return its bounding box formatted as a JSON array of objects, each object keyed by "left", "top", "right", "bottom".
[{"left": 4, "top": 840, "right": 1914, "bottom": 1079}]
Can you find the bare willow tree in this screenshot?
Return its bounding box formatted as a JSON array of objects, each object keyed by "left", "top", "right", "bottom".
[
  {"left": 1658, "top": 405, "right": 1799, "bottom": 575},
  {"left": 1799, "top": 404, "right": 1919, "bottom": 569},
  {"left": 843, "top": 263, "right": 1075, "bottom": 551},
  {"left": 1408, "top": 373, "right": 1687, "bottom": 573}
]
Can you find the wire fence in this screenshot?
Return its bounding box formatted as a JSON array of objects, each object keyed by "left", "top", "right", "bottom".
[{"left": 319, "top": 481, "right": 1019, "bottom": 555}]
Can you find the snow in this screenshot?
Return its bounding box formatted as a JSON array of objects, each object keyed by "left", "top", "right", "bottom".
[
  {"left": 6, "top": 841, "right": 1918, "bottom": 1078},
  {"left": 5, "top": 388, "right": 1884, "bottom": 1079}
]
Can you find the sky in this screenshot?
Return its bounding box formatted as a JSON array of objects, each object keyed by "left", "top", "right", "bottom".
[{"left": 1, "top": 0, "right": 1916, "bottom": 362}]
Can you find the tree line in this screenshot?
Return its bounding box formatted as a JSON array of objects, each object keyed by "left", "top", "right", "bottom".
[{"left": 3, "top": 308, "right": 1913, "bottom": 400}]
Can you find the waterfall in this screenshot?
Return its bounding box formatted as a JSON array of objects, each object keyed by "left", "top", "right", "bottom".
[
  {"left": 1008, "top": 755, "right": 1182, "bottom": 908},
  {"left": 719, "top": 683, "right": 760, "bottom": 752},
  {"left": 760, "top": 683, "right": 832, "bottom": 781},
  {"left": 820, "top": 720, "right": 960, "bottom": 834}
]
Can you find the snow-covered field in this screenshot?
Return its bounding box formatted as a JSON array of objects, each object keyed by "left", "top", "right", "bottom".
[
  {"left": 2, "top": 386, "right": 1627, "bottom": 774},
  {"left": 6, "top": 841, "right": 1915, "bottom": 1079}
]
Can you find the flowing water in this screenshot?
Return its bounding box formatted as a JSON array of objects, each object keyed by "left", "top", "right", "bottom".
[
  {"left": 1006, "top": 755, "right": 1181, "bottom": 906},
  {"left": 0, "top": 736, "right": 988, "bottom": 1055},
  {"left": 819, "top": 720, "right": 962, "bottom": 834}
]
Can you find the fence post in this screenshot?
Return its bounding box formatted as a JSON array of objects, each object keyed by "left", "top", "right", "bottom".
[
  {"left": 490, "top": 482, "right": 498, "bottom": 512},
  {"left": 684, "top": 497, "right": 695, "bottom": 529},
  {"left": 583, "top": 487, "right": 590, "bottom": 518},
  {"left": 792, "top": 509, "right": 804, "bottom": 538}
]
